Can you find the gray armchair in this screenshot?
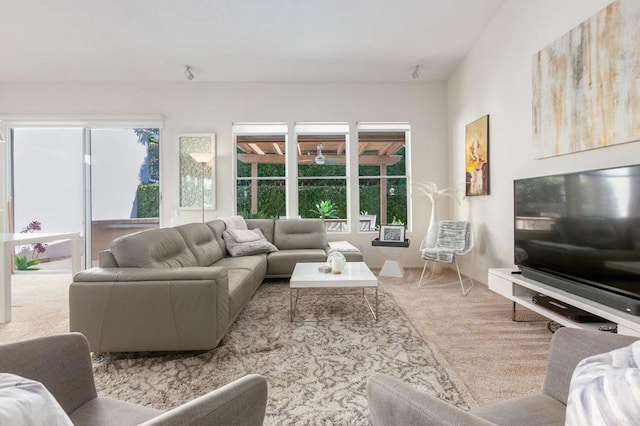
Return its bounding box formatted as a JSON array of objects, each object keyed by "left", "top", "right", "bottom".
[
  {"left": 367, "top": 328, "right": 638, "bottom": 425},
  {"left": 0, "top": 333, "right": 268, "bottom": 426}
]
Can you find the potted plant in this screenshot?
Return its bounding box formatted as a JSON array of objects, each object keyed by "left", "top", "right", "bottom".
[
  {"left": 310, "top": 200, "right": 338, "bottom": 219},
  {"left": 14, "top": 220, "right": 48, "bottom": 271}
]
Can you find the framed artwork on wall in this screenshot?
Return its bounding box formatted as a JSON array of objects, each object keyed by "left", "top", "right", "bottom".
[
  {"left": 179, "top": 133, "right": 216, "bottom": 211},
  {"left": 465, "top": 115, "right": 490, "bottom": 196}
]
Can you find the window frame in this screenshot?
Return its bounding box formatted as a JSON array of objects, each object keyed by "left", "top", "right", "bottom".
[{"left": 357, "top": 122, "right": 411, "bottom": 232}]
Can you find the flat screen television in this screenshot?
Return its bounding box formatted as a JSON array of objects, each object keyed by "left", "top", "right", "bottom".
[{"left": 514, "top": 164, "right": 640, "bottom": 315}]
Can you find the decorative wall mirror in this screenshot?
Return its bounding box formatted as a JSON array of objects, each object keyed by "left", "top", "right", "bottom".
[{"left": 179, "top": 133, "right": 216, "bottom": 213}]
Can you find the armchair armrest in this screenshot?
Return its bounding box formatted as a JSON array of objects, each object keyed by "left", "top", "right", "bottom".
[
  {"left": 543, "top": 327, "right": 638, "bottom": 404},
  {"left": 0, "top": 333, "right": 96, "bottom": 415},
  {"left": 141, "top": 374, "right": 268, "bottom": 426},
  {"left": 367, "top": 373, "right": 494, "bottom": 426}
]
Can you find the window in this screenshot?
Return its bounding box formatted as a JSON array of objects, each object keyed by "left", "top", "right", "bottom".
[
  {"left": 232, "top": 122, "right": 410, "bottom": 233},
  {"left": 296, "top": 123, "right": 349, "bottom": 232},
  {"left": 357, "top": 123, "right": 410, "bottom": 229},
  {"left": 234, "top": 123, "right": 287, "bottom": 218}
]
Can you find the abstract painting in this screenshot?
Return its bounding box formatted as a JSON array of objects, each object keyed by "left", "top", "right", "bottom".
[
  {"left": 465, "top": 115, "right": 490, "bottom": 196},
  {"left": 532, "top": 0, "right": 640, "bottom": 158}
]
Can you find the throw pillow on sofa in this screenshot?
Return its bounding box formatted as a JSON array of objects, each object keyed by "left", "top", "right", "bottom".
[
  {"left": 565, "top": 339, "right": 640, "bottom": 426},
  {"left": 223, "top": 228, "right": 278, "bottom": 257},
  {"left": 219, "top": 215, "right": 248, "bottom": 230}
]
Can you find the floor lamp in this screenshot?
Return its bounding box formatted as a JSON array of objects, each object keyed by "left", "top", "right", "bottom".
[{"left": 190, "top": 152, "right": 213, "bottom": 222}]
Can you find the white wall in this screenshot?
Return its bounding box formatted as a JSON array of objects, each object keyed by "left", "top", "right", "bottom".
[
  {"left": 447, "top": 0, "right": 640, "bottom": 284},
  {"left": 0, "top": 81, "right": 448, "bottom": 267}
]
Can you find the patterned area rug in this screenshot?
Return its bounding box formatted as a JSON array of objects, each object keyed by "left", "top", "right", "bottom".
[{"left": 93, "top": 281, "right": 474, "bottom": 425}]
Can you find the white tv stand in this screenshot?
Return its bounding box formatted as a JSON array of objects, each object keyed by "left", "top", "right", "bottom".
[{"left": 488, "top": 268, "right": 640, "bottom": 337}]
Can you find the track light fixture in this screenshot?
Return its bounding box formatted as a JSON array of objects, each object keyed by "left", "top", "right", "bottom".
[
  {"left": 411, "top": 65, "right": 420, "bottom": 80},
  {"left": 185, "top": 65, "right": 195, "bottom": 81}
]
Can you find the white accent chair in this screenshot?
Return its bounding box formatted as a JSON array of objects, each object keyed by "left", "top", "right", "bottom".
[{"left": 417, "top": 220, "right": 474, "bottom": 295}]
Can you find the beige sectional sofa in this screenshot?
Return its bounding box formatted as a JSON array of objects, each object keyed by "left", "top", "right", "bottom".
[{"left": 70, "top": 218, "right": 362, "bottom": 353}]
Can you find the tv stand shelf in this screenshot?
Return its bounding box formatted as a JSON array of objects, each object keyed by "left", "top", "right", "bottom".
[{"left": 488, "top": 268, "right": 640, "bottom": 337}]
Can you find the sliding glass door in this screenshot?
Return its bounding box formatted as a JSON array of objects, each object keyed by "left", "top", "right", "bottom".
[
  {"left": 88, "top": 128, "right": 160, "bottom": 265},
  {"left": 10, "top": 126, "right": 160, "bottom": 269},
  {"left": 11, "top": 128, "right": 84, "bottom": 270}
]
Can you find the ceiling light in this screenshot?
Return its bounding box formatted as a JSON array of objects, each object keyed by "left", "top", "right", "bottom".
[
  {"left": 185, "top": 66, "right": 195, "bottom": 81},
  {"left": 411, "top": 65, "right": 420, "bottom": 80},
  {"left": 315, "top": 144, "right": 326, "bottom": 165}
]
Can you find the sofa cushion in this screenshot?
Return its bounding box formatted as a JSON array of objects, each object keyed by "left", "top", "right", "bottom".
[
  {"left": 223, "top": 229, "right": 278, "bottom": 257},
  {"left": 110, "top": 228, "right": 198, "bottom": 268},
  {"left": 219, "top": 215, "right": 248, "bottom": 230},
  {"left": 227, "top": 269, "right": 259, "bottom": 321},
  {"left": 471, "top": 393, "right": 566, "bottom": 425},
  {"left": 205, "top": 220, "right": 229, "bottom": 258},
  {"left": 214, "top": 254, "right": 268, "bottom": 279},
  {"left": 175, "top": 222, "right": 226, "bottom": 266},
  {"left": 246, "top": 219, "right": 276, "bottom": 243},
  {"left": 273, "top": 219, "right": 326, "bottom": 250},
  {"left": 265, "top": 249, "right": 327, "bottom": 276},
  {"left": 69, "top": 397, "right": 162, "bottom": 426},
  {"left": 328, "top": 240, "right": 360, "bottom": 252}
]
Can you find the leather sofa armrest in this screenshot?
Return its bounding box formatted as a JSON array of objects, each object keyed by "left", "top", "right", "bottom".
[
  {"left": 543, "top": 327, "right": 638, "bottom": 404},
  {"left": 140, "top": 374, "right": 268, "bottom": 426},
  {"left": 98, "top": 250, "right": 118, "bottom": 267},
  {"left": 367, "top": 373, "right": 494, "bottom": 426},
  {"left": 70, "top": 267, "right": 230, "bottom": 352}
]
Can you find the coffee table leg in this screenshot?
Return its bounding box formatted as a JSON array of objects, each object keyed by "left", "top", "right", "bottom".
[
  {"left": 376, "top": 287, "right": 378, "bottom": 321},
  {"left": 290, "top": 288, "right": 299, "bottom": 322},
  {"left": 363, "top": 287, "right": 378, "bottom": 321}
]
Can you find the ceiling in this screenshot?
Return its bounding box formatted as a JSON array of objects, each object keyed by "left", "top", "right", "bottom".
[{"left": 1, "top": 0, "right": 506, "bottom": 83}]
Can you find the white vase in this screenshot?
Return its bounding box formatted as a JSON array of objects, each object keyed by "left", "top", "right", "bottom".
[
  {"left": 423, "top": 202, "right": 439, "bottom": 249},
  {"left": 421, "top": 201, "right": 443, "bottom": 275}
]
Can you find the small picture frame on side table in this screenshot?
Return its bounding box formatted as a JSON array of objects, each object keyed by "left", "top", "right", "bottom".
[{"left": 379, "top": 225, "right": 405, "bottom": 242}]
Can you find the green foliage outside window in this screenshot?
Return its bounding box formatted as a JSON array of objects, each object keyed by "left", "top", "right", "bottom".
[
  {"left": 236, "top": 180, "right": 407, "bottom": 225},
  {"left": 136, "top": 183, "right": 159, "bottom": 218}
]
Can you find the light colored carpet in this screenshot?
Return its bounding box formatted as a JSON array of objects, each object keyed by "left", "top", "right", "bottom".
[
  {"left": 379, "top": 269, "right": 551, "bottom": 406},
  {"left": 92, "top": 282, "right": 473, "bottom": 424},
  {"left": 0, "top": 272, "right": 72, "bottom": 344},
  {"left": 0, "top": 267, "right": 553, "bottom": 418}
]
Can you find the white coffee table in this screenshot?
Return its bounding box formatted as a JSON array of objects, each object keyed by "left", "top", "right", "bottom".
[{"left": 289, "top": 262, "right": 378, "bottom": 322}]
